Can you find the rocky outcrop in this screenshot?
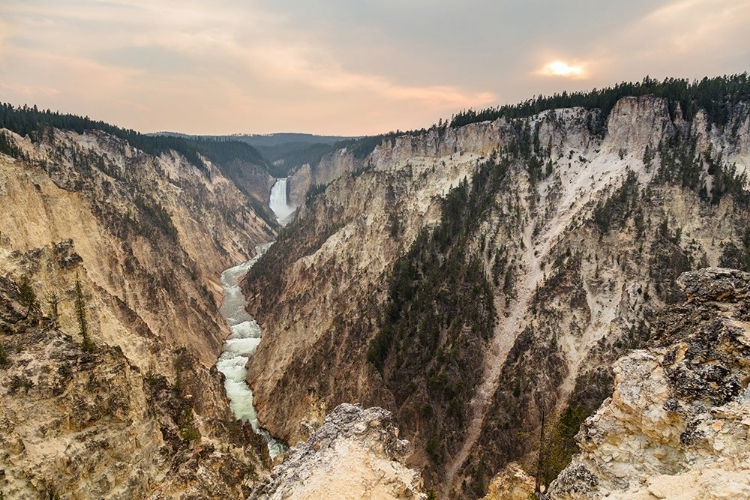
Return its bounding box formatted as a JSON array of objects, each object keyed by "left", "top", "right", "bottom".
[
  {"left": 249, "top": 404, "right": 425, "bottom": 500},
  {"left": 604, "top": 95, "right": 674, "bottom": 153},
  {"left": 288, "top": 148, "right": 356, "bottom": 207},
  {"left": 549, "top": 268, "right": 750, "bottom": 500},
  {"left": 480, "top": 463, "right": 535, "bottom": 500}
]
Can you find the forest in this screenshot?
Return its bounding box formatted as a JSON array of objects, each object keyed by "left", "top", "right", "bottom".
[{"left": 450, "top": 74, "right": 750, "bottom": 131}]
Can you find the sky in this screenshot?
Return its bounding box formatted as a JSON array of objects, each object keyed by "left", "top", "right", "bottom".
[{"left": 0, "top": 0, "right": 748, "bottom": 136}]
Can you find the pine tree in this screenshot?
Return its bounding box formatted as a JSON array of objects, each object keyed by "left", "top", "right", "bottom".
[
  {"left": 18, "top": 278, "right": 38, "bottom": 319},
  {"left": 47, "top": 293, "right": 59, "bottom": 326},
  {"left": 75, "top": 278, "right": 94, "bottom": 352}
]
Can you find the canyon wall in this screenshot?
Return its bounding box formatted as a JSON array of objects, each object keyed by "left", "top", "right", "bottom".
[
  {"left": 0, "top": 127, "right": 275, "bottom": 498},
  {"left": 243, "top": 95, "right": 750, "bottom": 497}
]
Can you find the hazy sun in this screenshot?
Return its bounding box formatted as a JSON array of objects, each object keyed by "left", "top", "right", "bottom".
[{"left": 540, "top": 61, "right": 584, "bottom": 78}]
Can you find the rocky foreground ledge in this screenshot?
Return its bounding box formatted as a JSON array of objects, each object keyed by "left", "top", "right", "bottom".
[
  {"left": 550, "top": 268, "right": 750, "bottom": 499},
  {"left": 249, "top": 403, "right": 426, "bottom": 499}
]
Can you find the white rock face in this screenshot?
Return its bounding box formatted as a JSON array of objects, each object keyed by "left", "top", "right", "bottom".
[
  {"left": 605, "top": 95, "right": 674, "bottom": 154},
  {"left": 549, "top": 268, "right": 750, "bottom": 500},
  {"left": 249, "top": 404, "right": 426, "bottom": 500}
]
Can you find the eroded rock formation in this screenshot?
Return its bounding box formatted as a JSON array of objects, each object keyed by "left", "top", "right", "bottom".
[
  {"left": 249, "top": 404, "right": 425, "bottom": 500},
  {"left": 550, "top": 268, "right": 750, "bottom": 499},
  {"left": 242, "top": 95, "right": 750, "bottom": 497}
]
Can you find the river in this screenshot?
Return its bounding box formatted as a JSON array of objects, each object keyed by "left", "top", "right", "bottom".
[{"left": 215, "top": 242, "right": 286, "bottom": 458}]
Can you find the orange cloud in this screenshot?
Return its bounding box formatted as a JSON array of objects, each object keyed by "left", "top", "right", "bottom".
[
  {"left": 0, "top": 83, "right": 60, "bottom": 99},
  {"left": 242, "top": 42, "right": 495, "bottom": 107}
]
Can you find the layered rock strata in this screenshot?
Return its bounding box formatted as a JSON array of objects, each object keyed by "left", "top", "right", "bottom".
[{"left": 0, "top": 127, "right": 275, "bottom": 497}]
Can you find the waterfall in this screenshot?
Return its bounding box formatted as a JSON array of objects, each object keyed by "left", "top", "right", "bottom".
[
  {"left": 269, "top": 178, "right": 295, "bottom": 223},
  {"left": 215, "top": 243, "right": 287, "bottom": 458}
]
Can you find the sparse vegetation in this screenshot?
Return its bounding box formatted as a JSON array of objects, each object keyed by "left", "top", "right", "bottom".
[
  {"left": 304, "top": 182, "right": 329, "bottom": 207},
  {"left": 537, "top": 404, "right": 589, "bottom": 486},
  {"left": 0, "top": 342, "right": 8, "bottom": 366},
  {"left": 8, "top": 374, "right": 35, "bottom": 394},
  {"left": 132, "top": 194, "right": 179, "bottom": 241},
  {"left": 592, "top": 170, "right": 639, "bottom": 235},
  {"left": 47, "top": 293, "right": 59, "bottom": 325},
  {"left": 0, "top": 130, "right": 21, "bottom": 157},
  {"left": 179, "top": 407, "right": 201, "bottom": 442},
  {"left": 18, "top": 278, "right": 38, "bottom": 319},
  {"left": 643, "top": 144, "right": 654, "bottom": 170},
  {"left": 74, "top": 278, "right": 95, "bottom": 352}
]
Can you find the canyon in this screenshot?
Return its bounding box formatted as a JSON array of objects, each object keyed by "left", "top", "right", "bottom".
[{"left": 2, "top": 77, "right": 750, "bottom": 499}]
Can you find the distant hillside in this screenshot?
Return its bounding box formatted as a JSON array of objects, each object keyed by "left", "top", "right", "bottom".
[
  {"left": 152, "top": 132, "right": 359, "bottom": 178},
  {"left": 1, "top": 104, "right": 278, "bottom": 224},
  {"left": 233, "top": 133, "right": 356, "bottom": 148}
]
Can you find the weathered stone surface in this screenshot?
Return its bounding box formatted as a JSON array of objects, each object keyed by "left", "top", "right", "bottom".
[
  {"left": 678, "top": 267, "right": 750, "bottom": 304},
  {"left": 0, "top": 274, "right": 263, "bottom": 499},
  {"left": 549, "top": 268, "right": 750, "bottom": 500},
  {"left": 481, "top": 462, "right": 535, "bottom": 500},
  {"left": 249, "top": 404, "right": 425, "bottom": 500}
]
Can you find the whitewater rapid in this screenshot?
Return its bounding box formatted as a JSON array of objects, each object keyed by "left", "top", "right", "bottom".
[{"left": 216, "top": 242, "right": 286, "bottom": 458}]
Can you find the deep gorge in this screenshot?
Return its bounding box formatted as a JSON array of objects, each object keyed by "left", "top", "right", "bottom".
[{"left": 2, "top": 76, "right": 750, "bottom": 499}]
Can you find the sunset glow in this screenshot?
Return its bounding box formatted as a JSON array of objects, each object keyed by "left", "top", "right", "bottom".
[
  {"left": 540, "top": 61, "right": 585, "bottom": 78},
  {"left": 0, "top": 0, "right": 748, "bottom": 135}
]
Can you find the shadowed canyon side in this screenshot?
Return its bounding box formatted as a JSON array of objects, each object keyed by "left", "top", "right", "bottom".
[
  {"left": 0, "top": 120, "right": 276, "bottom": 497},
  {"left": 242, "top": 88, "right": 750, "bottom": 497}
]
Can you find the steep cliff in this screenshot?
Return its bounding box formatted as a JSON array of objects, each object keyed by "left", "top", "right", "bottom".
[
  {"left": 0, "top": 123, "right": 275, "bottom": 497},
  {"left": 287, "top": 147, "right": 357, "bottom": 208},
  {"left": 242, "top": 88, "right": 750, "bottom": 497},
  {"left": 0, "top": 274, "right": 268, "bottom": 499},
  {"left": 549, "top": 268, "right": 750, "bottom": 500}
]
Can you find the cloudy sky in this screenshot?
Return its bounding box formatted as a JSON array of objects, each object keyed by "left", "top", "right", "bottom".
[{"left": 0, "top": 0, "right": 748, "bottom": 135}]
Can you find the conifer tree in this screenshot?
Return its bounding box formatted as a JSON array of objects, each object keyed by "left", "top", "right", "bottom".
[
  {"left": 75, "top": 278, "right": 94, "bottom": 352},
  {"left": 18, "top": 278, "right": 38, "bottom": 319}
]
